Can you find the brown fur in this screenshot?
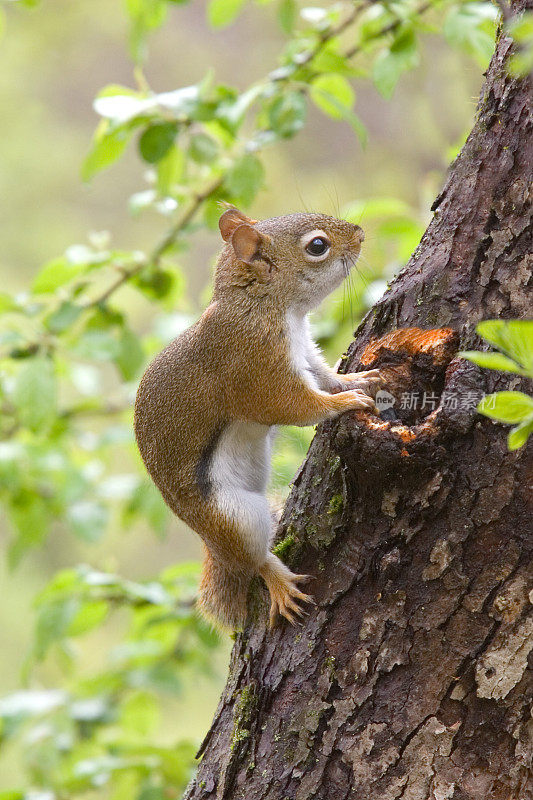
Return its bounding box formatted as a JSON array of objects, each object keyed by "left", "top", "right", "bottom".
[{"left": 134, "top": 208, "right": 381, "bottom": 628}]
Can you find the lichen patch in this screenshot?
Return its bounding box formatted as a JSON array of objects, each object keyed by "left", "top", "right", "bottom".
[{"left": 475, "top": 616, "right": 533, "bottom": 700}]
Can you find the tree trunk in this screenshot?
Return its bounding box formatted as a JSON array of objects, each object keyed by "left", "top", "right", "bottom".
[{"left": 185, "top": 12, "right": 533, "bottom": 800}]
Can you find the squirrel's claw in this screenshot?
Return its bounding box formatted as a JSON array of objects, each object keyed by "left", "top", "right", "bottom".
[
  {"left": 268, "top": 589, "right": 315, "bottom": 627},
  {"left": 346, "top": 390, "right": 379, "bottom": 415},
  {"left": 340, "top": 369, "right": 384, "bottom": 398},
  {"left": 291, "top": 573, "right": 313, "bottom": 584},
  {"left": 262, "top": 557, "right": 315, "bottom": 628},
  {"left": 269, "top": 597, "right": 309, "bottom": 628}
]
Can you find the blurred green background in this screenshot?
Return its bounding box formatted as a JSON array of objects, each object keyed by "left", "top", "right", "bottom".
[{"left": 0, "top": 0, "right": 492, "bottom": 793}]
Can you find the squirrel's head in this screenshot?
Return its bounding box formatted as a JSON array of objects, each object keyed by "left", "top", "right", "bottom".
[{"left": 216, "top": 206, "right": 364, "bottom": 312}]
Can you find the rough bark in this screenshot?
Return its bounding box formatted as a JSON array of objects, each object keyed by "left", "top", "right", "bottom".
[{"left": 185, "top": 12, "right": 533, "bottom": 800}]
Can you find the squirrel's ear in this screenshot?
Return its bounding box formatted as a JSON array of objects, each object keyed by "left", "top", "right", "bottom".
[
  {"left": 219, "top": 206, "right": 258, "bottom": 242},
  {"left": 230, "top": 223, "right": 266, "bottom": 265}
]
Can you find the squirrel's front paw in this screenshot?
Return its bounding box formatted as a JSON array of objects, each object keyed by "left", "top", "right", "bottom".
[
  {"left": 342, "top": 388, "right": 379, "bottom": 414},
  {"left": 339, "top": 368, "right": 382, "bottom": 396}
]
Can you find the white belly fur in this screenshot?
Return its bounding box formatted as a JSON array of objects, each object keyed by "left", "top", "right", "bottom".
[
  {"left": 285, "top": 311, "right": 320, "bottom": 389},
  {"left": 210, "top": 421, "right": 274, "bottom": 566}
]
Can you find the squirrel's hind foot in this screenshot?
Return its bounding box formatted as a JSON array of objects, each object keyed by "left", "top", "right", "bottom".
[{"left": 260, "top": 554, "right": 315, "bottom": 628}]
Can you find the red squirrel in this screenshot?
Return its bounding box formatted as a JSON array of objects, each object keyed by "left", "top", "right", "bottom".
[{"left": 134, "top": 207, "right": 382, "bottom": 628}]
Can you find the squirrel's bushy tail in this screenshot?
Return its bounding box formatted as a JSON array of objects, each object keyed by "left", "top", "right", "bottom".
[{"left": 198, "top": 549, "right": 250, "bottom": 629}]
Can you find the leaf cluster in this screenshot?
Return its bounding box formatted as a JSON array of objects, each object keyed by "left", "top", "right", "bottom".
[
  {"left": 0, "top": 563, "right": 218, "bottom": 799},
  {"left": 461, "top": 320, "right": 533, "bottom": 450}
]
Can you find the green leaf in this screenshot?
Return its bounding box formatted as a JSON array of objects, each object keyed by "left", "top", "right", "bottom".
[
  {"left": 12, "top": 357, "right": 57, "bottom": 433},
  {"left": 268, "top": 92, "right": 307, "bottom": 138},
  {"left": 45, "top": 300, "right": 84, "bottom": 334},
  {"left": 508, "top": 12, "right": 533, "bottom": 75},
  {"left": 216, "top": 85, "right": 262, "bottom": 132},
  {"left": 127, "top": 0, "right": 167, "bottom": 27},
  {"left": 83, "top": 123, "right": 134, "bottom": 181},
  {"left": 8, "top": 493, "right": 50, "bottom": 567},
  {"left": 444, "top": 3, "right": 497, "bottom": 66},
  {"left": 459, "top": 350, "right": 522, "bottom": 374},
  {"left": 372, "top": 51, "right": 401, "bottom": 99},
  {"left": 73, "top": 330, "right": 121, "bottom": 361},
  {"left": 509, "top": 10, "right": 533, "bottom": 41},
  {"left": 159, "top": 740, "right": 196, "bottom": 783},
  {"left": 0, "top": 291, "right": 16, "bottom": 313},
  {"left": 133, "top": 267, "right": 183, "bottom": 302},
  {"left": 203, "top": 195, "right": 226, "bottom": 230},
  {"left": 225, "top": 153, "right": 264, "bottom": 205},
  {"left": 156, "top": 145, "right": 184, "bottom": 194},
  {"left": 278, "top": 0, "right": 296, "bottom": 34},
  {"left": 32, "top": 257, "right": 83, "bottom": 294},
  {"left": 37, "top": 568, "right": 79, "bottom": 603},
  {"left": 189, "top": 132, "right": 219, "bottom": 163},
  {"left": 86, "top": 304, "right": 124, "bottom": 330},
  {"left": 126, "top": 0, "right": 168, "bottom": 61},
  {"left": 508, "top": 48, "right": 533, "bottom": 77},
  {"left": 115, "top": 326, "right": 145, "bottom": 381},
  {"left": 312, "top": 46, "right": 358, "bottom": 76},
  {"left": 376, "top": 216, "right": 423, "bottom": 261},
  {"left": 310, "top": 76, "right": 367, "bottom": 144},
  {"left": 373, "top": 28, "right": 419, "bottom": 98},
  {"left": 478, "top": 391, "right": 533, "bottom": 423},
  {"left": 67, "top": 600, "right": 109, "bottom": 637},
  {"left": 138, "top": 788, "right": 166, "bottom": 800},
  {"left": 35, "top": 598, "right": 77, "bottom": 658},
  {"left": 476, "top": 320, "right": 533, "bottom": 375},
  {"left": 94, "top": 83, "right": 143, "bottom": 100},
  {"left": 508, "top": 417, "right": 533, "bottom": 450},
  {"left": 138, "top": 122, "right": 178, "bottom": 163},
  {"left": 120, "top": 691, "right": 159, "bottom": 736},
  {"left": 311, "top": 74, "right": 355, "bottom": 119},
  {"left": 207, "top": 0, "right": 246, "bottom": 28}
]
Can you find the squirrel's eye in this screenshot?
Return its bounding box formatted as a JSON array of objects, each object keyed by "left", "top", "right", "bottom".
[{"left": 305, "top": 237, "right": 329, "bottom": 257}]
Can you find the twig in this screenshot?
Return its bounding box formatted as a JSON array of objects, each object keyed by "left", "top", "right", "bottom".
[
  {"left": 59, "top": 400, "right": 131, "bottom": 419},
  {"left": 151, "top": 177, "right": 224, "bottom": 263},
  {"left": 83, "top": 176, "right": 224, "bottom": 310},
  {"left": 343, "top": 0, "right": 433, "bottom": 59},
  {"left": 286, "top": 0, "right": 374, "bottom": 73}
]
